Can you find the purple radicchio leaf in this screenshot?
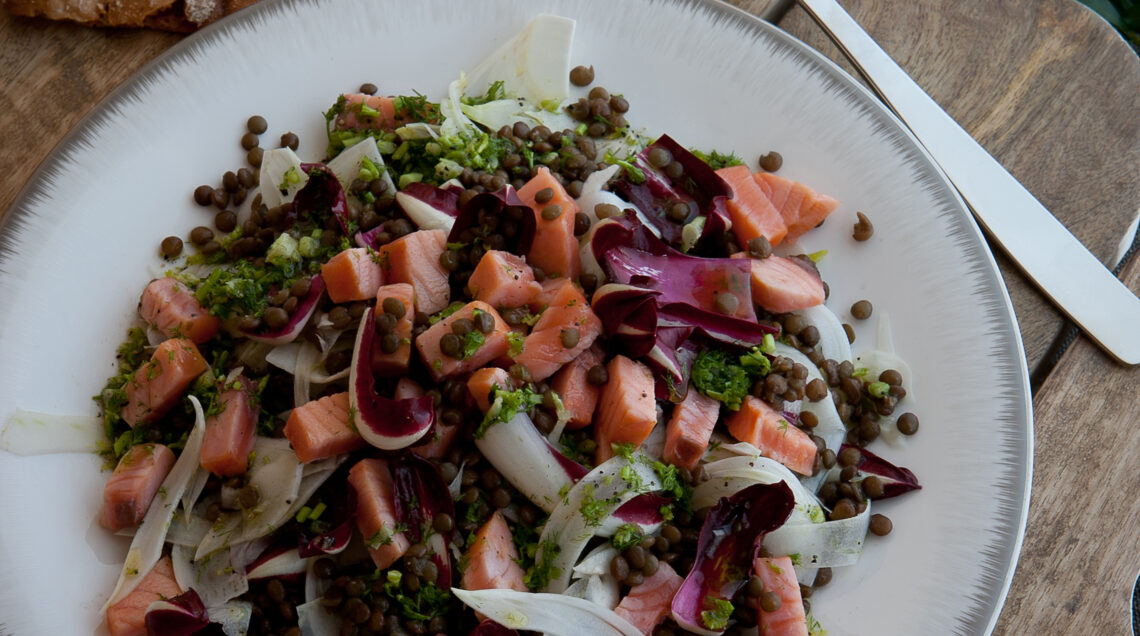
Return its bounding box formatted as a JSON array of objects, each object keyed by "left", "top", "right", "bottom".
[
  {"left": 296, "top": 163, "right": 351, "bottom": 235},
  {"left": 612, "top": 135, "right": 732, "bottom": 249},
  {"left": 392, "top": 453, "right": 457, "bottom": 589},
  {"left": 590, "top": 283, "right": 662, "bottom": 358},
  {"left": 349, "top": 306, "right": 435, "bottom": 450},
  {"left": 842, "top": 444, "right": 922, "bottom": 499},
  {"left": 242, "top": 274, "right": 325, "bottom": 345},
  {"left": 448, "top": 185, "right": 536, "bottom": 256},
  {"left": 602, "top": 246, "right": 755, "bottom": 322},
  {"left": 145, "top": 589, "right": 209, "bottom": 636},
  {"left": 670, "top": 481, "right": 795, "bottom": 634}
]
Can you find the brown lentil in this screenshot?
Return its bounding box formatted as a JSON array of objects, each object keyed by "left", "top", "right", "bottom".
[
  {"left": 595, "top": 202, "right": 619, "bottom": 219},
  {"left": 869, "top": 513, "right": 893, "bottom": 536},
  {"left": 247, "top": 147, "right": 264, "bottom": 167},
  {"left": 560, "top": 327, "right": 580, "bottom": 349},
  {"left": 541, "top": 203, "right": 563, "bottom": 221},
  {"left": 842, "top": 322, "right": 856, "bottom": 343},
  {"left": 189, "top": 226, "right": 214, "bottom": 246},
  {"left": 359, "top": 82, "right": 378, "bottom": 95},
  {"left": 853, "top": 211, "right": 874, "bottom": 241},
  {"left": 831, "top": 498, "right": 856, "bottom": 520},
  {"left": 610, "top": 94, "right": 629, "bottom": 113},
  {"left": 586, "top": 364, "right": 609, "bottom": 386},
  {"left": 375, "top": 312, "right": 397, "bottom": 334},
  {"left": 439, "top": 333, "right": 462, "bottom": 358},
  {"left": 758, "top": 151, "right": 783, "bottom": 172},
  {"left": 588, "top": 86, "right": 610, "bottom": 102},
  {"left": 247, "top": 115, "right": 268, "bottom": 134},
  {"left": 280, "top": 132, "right": 300, "bottom": 150},
  {"left": 714, "top": 291, "right": 739, "bottom": 315},
  {"left": 210, "top": 188, "right": 228, "bottom": 209},
  {"left": 896, "top": 412, "right": 920, "bottom": 435},
  {"left": 851, "top": 299, "right": 873, "bottom": 320},
  {"left": 574, "top": 212, "right": 591, "bottom": 237},
  {"left": 160, "top": 236, "right": 183, "bottom": 258},
  {"left": 748, "top": 235, "right": 773, "bottom": 259},
  {"left": 759, "top": 590, "right": 783, "bottom": 613},
  {"left": 569, "top": 65, "right": 595, "bottom": 86}
]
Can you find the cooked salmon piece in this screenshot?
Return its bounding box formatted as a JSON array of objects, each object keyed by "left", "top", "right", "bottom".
[
  {"left": 717, "top": 166, "right": 788, "bottom": 248},
  {"left": 461, "top": 510, "right": 527, "bottom": 593},
  {"left": 663, "top": 388, "right": 719, "bottom": 471},
  {"left": 415, "top": 301, "right": 511, "bottom": 382},
  {"left": 513, "top": 279, "right": 602, "bottom": 382},
  {"left": 614, "top": 561, "right": 684, "bottom": 635},
  {"left": 199, "top": 375, "right": 258, "bottom": 477},
  {"left": 468, "top": 250, "right": 543, "bottom": 309},
  {"left": 348, "top": 458, "right": 410, "bottom": 569},
  {"left": 138, "top": 277, "right": 221, "bottom": 344},
  {"left": 393, "top": 377, "right": 425, "bottom": 400},
  {"left": 726, "top": 396, "right": 817, "bottom": 476},
  {"left": 121, "top": 338, "right": 209, "bottom": 428},
  {"left": 594, "top": 355, "right": 658, "bottom": 465},
  {"left": 518, "top": 167, "right": 581, "bottom": 280},
  {"left": 283, "top": 392, "right": 365, "bottom": 463},
  {"left": 100, "top": 443, "right": 176, "bottom": 531},
  {"left": 105, "top": 555, "right": 183, "bottom": 636},
  {"left": 321, "top": 247, "right": 384, "bottom": 303},
  {"left": 753, "top": 173, "right": 840, "bottom": 244},
  {"left": 549, "top": 344, "right": 604, "bottom": 430},
  {"left": 467, "top": 367, "right": 514, "bottom": 413},
  {"left": 753, "top": 556, "right": 809, "bottom": 636},
  {"left": 377, "top": 229, "right": 450, "bottom": 315},
  {"left": 731, "top": 253, "right": 825, "bottom": 314},
  {"left": 371, "top": 283, "right": 415, "bottom": 376},
  {"left": 411, "top": 420, "right": 461, "bottom": 460},
  {"left": 333, "top": 93, "right": 401, "bottom": 132}
]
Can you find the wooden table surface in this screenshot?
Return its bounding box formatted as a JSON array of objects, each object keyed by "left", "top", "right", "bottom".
[{"left": 2, "top": 0, "right": 1139, "bottom": 633}]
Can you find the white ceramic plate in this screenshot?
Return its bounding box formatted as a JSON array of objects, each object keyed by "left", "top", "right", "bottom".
[{"left": 0, "top": 0, "right": 1031, "bottom": 633}]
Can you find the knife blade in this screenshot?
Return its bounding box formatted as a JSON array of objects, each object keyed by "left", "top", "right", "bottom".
[{"left": 797, "top": 0, "right": 1140, "bottom": 365}]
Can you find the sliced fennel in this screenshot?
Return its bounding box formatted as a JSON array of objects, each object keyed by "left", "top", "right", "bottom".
[
  {"left": 0, "top": 409, "right": 107, "bottom": 456},
  {"left": 259, "top": 148, "right": 307, "bottom": 209},
  {"left": 474, "top": 411, "right": 577, "bottom": 512},
  {"left": 535, "top": 454, "right": 663, "bottom": 593},
  {"left": 171, "top": 544, "right": 248, "bottom": 609},
  {"left": 464, "top": 13, "right": 575, "bottom": 103},
  {"left": 195, "top": 437, "right": 304, "bottom": 560},
  {"left": 796, "top": 304, "right": 852, "bottom": 363},
  {"left": 451, "top": 588, "right": 641, "bottom": 636},
  {"left": 692, "top": 450, "right": 825, "bottom": 524},
  {"left": 102, "top": 395, "right": 207, "bottom": 611},
  {"left": 764, "top": 502, "right": 871, "bottom": 570}
]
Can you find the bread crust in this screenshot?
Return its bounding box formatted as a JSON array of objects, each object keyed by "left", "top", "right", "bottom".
[{"left": 2, "top": 0, "right": 234, "bottom": 31}]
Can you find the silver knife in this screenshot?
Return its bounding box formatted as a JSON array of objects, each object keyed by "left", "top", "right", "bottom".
[{"left": 797, "top": 0, "right": 1140, "bottom": 365}]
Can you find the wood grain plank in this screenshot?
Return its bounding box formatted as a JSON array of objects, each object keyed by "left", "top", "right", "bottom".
[
  {"left": 776, "top": 0, "right": 1140, "bottom": 373},
  {"left": 0, "top": 11, "right": 179, "bottom": 217},
  {"left": 993, "top": 248, "right": 1140, "bottom": 634}
]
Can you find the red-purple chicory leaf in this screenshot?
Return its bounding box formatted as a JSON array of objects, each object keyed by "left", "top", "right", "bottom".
[
  {"left": 349, "top": 306, "right": 435, "bottom": 450},
  {"left": 296, "top": 163, "right": 351, "bottom": 236},
  {"left": 841, "top": 444, "right": 922, "bottom": 499},
  {"left": 392, "top": 454, "right": 457, "bottom": 589},
  {"left": 243, "top": 275, "right": 325, "bottom": 345},
  {"left": 145, "top": 589, "right": 209, "bottom": 636},
  {"left": 670, "top": 481, "right": 795, "bottom": 634}
]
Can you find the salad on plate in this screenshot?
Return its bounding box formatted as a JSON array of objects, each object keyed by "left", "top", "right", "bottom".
[{"left": 2, "top": 13, "right": 922, "bottom": 636}]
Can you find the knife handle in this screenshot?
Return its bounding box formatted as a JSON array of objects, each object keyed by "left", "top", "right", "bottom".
[{"left": 797, "top": 0, "right": 1140, "bottom": 365}]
